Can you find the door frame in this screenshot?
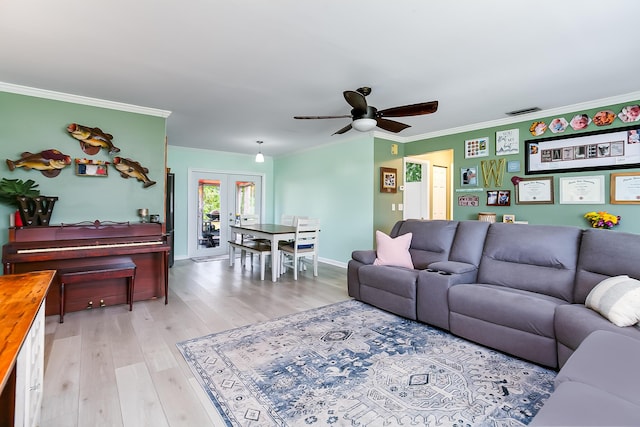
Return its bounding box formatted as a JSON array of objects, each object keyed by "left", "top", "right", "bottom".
[{"left": 187, "top": 168, "right": 265, "bottom": 258}]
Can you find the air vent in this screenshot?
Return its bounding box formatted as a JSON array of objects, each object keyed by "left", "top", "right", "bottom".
[{"left": 505, "top": 107, "right": 541, "bottom": 116}]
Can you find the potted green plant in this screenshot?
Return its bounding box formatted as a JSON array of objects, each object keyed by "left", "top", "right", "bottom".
[
  {"left": 0, "top": 178, "right": 42, "bottom": 227},
  {"left": 0, "top": 178, "right": 41, "bottom": 207}
]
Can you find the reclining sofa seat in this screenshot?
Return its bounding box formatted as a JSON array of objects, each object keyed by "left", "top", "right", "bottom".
[
  {"left": 555, "top": 228, "right": 640, "bottom": 366},
  {"left": 447, "top": 223, "right": 582, "bottom": 368},
  {"left": 347, "top": 220, "right": 459, "bottom": 320}
]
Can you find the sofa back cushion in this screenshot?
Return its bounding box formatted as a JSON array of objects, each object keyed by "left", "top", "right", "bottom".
[
  {"left": 477, "top": 223, "right": 581, "bottom": 301},
  {"left": 390, "top": 220, "right": 458, "bottom": 269},
  {"left": 574, "top": 229, "right": 640, "bottom": 303},
  {"left": 448, "top": 220, "right": 491, "bottom": 266}
]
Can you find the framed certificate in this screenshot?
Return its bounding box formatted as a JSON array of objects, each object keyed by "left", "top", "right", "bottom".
[
  {"left": 611, "top": 172, "right": 640, "bottom": 204},
  {"left": 515, "top": 176, "right": 554, "bottom": 204},
  {"left": 559, "top": 175, "right": 605, "bottom": 204}
]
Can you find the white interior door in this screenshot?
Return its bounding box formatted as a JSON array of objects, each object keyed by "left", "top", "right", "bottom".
[
  {"left": 432, "top": 165, "right": 448, "bottom": 220},
  {"left": 403, "top": 160, "right": 430, "bottom": 220},
  {"left": 188, "top": 170, "right": 263, "bottom": 258}
]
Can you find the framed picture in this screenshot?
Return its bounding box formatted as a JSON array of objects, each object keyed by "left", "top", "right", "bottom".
[
  {"left": 610, "top": 172, "right": 640, "bottom": 204},
  {"left": 75, "top": 158, "right": 109, "bottom": 177},
  {"left": 525, "top": 124, "right": 640, "bottom": 175},
  {"left": 487, "top": 190, "right": 499, "bottom": 206},
  {"left": 507, "top": 160, "right": 521, "bottom": 173},
  {"left": 496, "top": 129, "right": 519, "bottom": 155},
  {"left": 458, "top": 195, "right": 479, "bottom": 206},
  {"left": 380, "top": 167, "right": 397, "bottom": 193},
  {"left": 515, "top": 176, "right": 555, "bottom": 204},
  {"left": 497, "top": 190, "right": 511, "bottom": 206},
  {"left": 503, "top": 214, "right": 515, "bottom": 223},
  {"left": 465, "top": 137, "right": 489, "bottom": 159},
  {"left": 488, "top": 190, "right": 511, "bottom": 206},
  {"left": 559, "top": 175, "right": 605, "bottom": 204},
  {"left": 460, "top": 166, "right": 478, "bottom": 186}
]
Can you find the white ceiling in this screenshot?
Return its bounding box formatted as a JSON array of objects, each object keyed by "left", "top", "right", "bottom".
[{"left": 2, "top": 1, "right": 640, "bottom": 158}]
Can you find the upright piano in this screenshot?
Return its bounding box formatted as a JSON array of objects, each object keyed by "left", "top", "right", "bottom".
[{"left": 2, "top": 221, "right": 170, "bottom": 316}]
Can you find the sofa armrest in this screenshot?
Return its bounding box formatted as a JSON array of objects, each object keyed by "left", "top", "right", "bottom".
[
  {"left": 351, "top": 250, "right": 377, "bottom": 265},
  {"left": 416, "top": 269, "right": 479, "bottom": 330},
  {"left": 428, "top": 261, "right": 477, "bottom": 275}
]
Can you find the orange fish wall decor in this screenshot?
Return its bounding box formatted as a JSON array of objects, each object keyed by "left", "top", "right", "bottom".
[
  {"left": 66, "top": 123, "right": 121, "bottom": 155},
  {"left": 6, "top": 149, "right": 72, "bottom": 178},
  {"left": 112, "top": 157, "right": 156, "bottom": 188}
]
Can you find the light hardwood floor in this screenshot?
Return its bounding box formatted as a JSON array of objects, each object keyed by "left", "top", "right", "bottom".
[{"left": 41, "top": 257, "right": 350, "bottom": 426}]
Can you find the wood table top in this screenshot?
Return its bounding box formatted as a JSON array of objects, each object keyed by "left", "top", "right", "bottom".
[{"left": 0, "top": 270, "right": 55, "bottom": 391}]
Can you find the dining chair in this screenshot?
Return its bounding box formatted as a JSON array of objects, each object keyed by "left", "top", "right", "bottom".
[
  {"left": 237, "top": 213, "right": 271, "bottom": 267},
  {"left": 280, "top": 214, "right": 296, "bottom": 226},
  {"left": 279, "top": 218, "right": 319, "bottom": 280}
]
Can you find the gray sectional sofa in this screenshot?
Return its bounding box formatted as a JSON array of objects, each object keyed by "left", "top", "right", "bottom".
[{"left": 348, "top": 219, "right": 640, "bottom": 425}]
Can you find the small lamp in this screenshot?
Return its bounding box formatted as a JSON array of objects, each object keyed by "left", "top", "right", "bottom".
[
  {"left": 255, "top": 140, "right": 265, "bottom": 163},
  {"left": 352, "top": 118, "right": 377, "bottom": 132}
]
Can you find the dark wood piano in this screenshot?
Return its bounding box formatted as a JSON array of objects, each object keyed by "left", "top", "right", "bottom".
[{"left": 2, "top": 220, "right": 170, "bottom": 317}]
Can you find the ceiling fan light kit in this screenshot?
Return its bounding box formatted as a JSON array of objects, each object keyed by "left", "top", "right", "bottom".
[
  {"left": 352, "top": 118, "right": 377, "bottom": 132},
  {"left": 294, "top": 86, "right": 438, "bottom": 135}
]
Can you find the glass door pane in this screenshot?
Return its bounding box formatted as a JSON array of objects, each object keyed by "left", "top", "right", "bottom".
[
  {"left": 199, "top": 179, "right": 221, "bottom": 250},
  {"left": 189, "top": 171, "right": 262, "bottom": 259}
]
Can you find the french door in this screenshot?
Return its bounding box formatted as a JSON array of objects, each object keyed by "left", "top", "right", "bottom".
[{"left": 188, "top": 170, "right": 263, "bottom": 258}]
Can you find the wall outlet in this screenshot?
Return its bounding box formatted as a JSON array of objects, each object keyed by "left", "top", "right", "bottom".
[{"left": 391, "top": 204, "right": 396, "bottom": 211}]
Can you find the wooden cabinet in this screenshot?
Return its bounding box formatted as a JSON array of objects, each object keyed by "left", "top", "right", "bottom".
[
  {"left": 0, "top": 270, "right": 54, "bottom": 427},
  {"left": 14, "top": 303, "right": 45, "bottom": 427}
]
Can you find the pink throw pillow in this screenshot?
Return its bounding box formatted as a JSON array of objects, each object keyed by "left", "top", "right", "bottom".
[{"left": 373, "top": 230, "right": 414, "bottom": 268}]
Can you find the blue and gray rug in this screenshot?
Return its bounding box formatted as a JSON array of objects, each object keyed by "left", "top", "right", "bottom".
[{"left": 177, "top": 299, "right": 555, "bottom": 426}]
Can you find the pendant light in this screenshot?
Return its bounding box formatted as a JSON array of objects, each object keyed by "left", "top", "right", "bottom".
[{"left": 255, "top": 140, "right": 265, "bottom": 163}]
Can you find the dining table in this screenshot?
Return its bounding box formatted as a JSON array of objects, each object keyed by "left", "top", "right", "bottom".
[{"left": 229, "top": 223, "right": 297, "bottom": 282}]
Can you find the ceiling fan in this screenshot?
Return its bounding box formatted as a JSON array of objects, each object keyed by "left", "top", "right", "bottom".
[{"left": 294, "top": 87, "right": 438, "bottom": 135}]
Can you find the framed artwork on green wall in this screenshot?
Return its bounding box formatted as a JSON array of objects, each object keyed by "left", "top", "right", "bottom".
[
  {"left": 380, "top": 167, "right": 397, "bottom": 193},
  {"left": 525, "top": 124, "right": 640, "bottom": 175},
  {"left": 461, "top": 166, "right": 478, "bottom": 186},
  {"left": 465, "top": 137, "right": 489, "bottom": 159}
]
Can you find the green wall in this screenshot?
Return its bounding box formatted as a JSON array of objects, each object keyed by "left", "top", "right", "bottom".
[
  {"left": 167, "top": 145, "right": 274, "bottom": 259},
  {"left": 373, "top": 138, "right": 405, "bottom": 235},
  {"left": 405, "top": 97, "right": 640, "bottom": 233},
  {"left": 0, "top": 91, "right": 167, "bottom": 247},
  {"left": 273, "top": 136, "right": 374, "bottom": 263}
]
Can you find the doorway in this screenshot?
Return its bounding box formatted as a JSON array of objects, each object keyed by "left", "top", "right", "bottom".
[
  {"left": 188, "top": 170, "right": 263, "bottom": 258},
  {"left": 403, "top": 149, "right": 453, "bottom": 220}
]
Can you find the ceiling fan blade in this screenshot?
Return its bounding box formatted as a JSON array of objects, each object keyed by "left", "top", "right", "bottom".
[
  {"left": 294, "top": 115, "right": 352, "bottom": 119},
  {"left": 376, "top": 118, "right": 411, "bottom": 133},
  {"left": 378, "top": 100, "right": 438, "bottom": 118},
  {"left": 343, "top": 90, "right": 368, "bottom": 111},
  {"left": 332, "top": 123, "right": 353, "bottom": 135}
]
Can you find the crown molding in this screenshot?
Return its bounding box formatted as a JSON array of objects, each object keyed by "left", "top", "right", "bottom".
[
  {"left": 375, "top": 91, "right": 640, "bottom": 143},
  {"left": 0, "top": 82, "right": 172, "bottom": 118}
]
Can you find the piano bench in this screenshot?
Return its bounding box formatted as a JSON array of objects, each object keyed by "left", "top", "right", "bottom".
[{"left": 57, "top": 257, "right": 137, "bottom": 323}]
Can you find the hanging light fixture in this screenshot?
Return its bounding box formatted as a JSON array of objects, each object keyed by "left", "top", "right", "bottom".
[{"left": 255, "top": 140, "right": 265, "bottom": 163}]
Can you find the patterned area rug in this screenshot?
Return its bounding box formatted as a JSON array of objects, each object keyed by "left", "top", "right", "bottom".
[{"left": 177, "top": 300, "right": 555, "bottom": 426}]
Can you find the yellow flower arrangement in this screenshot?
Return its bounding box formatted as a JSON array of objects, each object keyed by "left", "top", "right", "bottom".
[{"left": 584, "top": 211, "right": 620, "bottom": 229}]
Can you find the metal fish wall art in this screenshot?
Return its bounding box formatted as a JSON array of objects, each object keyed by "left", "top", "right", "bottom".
[
  {"left": 112, "top": 157, "right": 156, "bottom": 188},
  {"left": 67, "top": 123, "right": 121, "bottom": 155},
  {"left": 6, "top": 149, "right": 72, "bottom": 178}
]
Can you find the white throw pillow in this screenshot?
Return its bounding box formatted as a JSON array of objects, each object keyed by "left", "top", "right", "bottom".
[
  {"left": 585, "top": 275, "right": 640, "bottom": 327},
  {"left": 373, "top": 230, "right": 414, "bottom": 269}
]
